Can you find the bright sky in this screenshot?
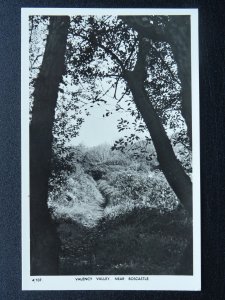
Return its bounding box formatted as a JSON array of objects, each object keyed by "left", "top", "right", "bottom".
[{"left": 70, "top": 98, "right": 148, "bottom": 147}]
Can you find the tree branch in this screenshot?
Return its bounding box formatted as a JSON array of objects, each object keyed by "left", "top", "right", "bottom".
[
  {"left": 125, "top": 37, "right": 138, "bottom": 68},
  {"left": 75, "top": 33, "right": 126, "bottom": 72},
  {"left": 98, "top": 43, "right": 125, "bottom": 72}
]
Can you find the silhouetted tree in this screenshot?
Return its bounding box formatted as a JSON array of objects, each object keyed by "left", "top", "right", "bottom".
[{"left": 30, "top": 16, "right": 70, "bottom": 274}]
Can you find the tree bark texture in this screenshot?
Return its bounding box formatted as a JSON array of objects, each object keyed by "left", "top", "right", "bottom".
[
  {"left": 124, "top": 38, "right": 193, "bottom": 217},
  {"left": 30, "top": 16, "right": 70, "bottom": 275}
]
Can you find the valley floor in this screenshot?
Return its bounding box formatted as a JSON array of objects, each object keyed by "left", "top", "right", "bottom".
[{"left": 58, "top": 208, "right": 192, "bottom": 275}]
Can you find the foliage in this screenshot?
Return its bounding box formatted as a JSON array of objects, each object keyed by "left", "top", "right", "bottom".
[
  {"left": 171, "top": 131, "right": 192, "bottom": 174},
  {"left": 48, "top": 142, "right": 180, "bottom": 227},
  {"left": 29, "top": 16, "right": 49, "bottom": 116},
  {"left": 29, "top": 15, "right": 191, "bottom": 160},
  {"left": 59, "top": 208, "right": 191, "bottom": 275},
  {"left": 47, "top": 140, "right": 189, "bottom": 275},
  {"left": 48, "top": 165, "right": 104, "bottom": 227},
  {"left": 104, "top": 168, "right": 178, "bottom": 220}
]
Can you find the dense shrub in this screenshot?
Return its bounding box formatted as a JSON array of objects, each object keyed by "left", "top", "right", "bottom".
[
  {"left": 103, "top": 169, "right": 178, "bottom": 220},
  {"left": 48, "top": 165, "right": 104, "bottom": 227},
  {"left": 48, "top": 141, "right": 183, "bottom": 226}
]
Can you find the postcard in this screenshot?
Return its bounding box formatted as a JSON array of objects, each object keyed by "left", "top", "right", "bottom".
[{"left": 21, "top": 8, "right": 200, "bottom": 290}]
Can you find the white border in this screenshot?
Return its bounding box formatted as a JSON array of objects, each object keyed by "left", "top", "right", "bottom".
[{"left": 21, "top": 8, "right": 200, "bottom": 291}]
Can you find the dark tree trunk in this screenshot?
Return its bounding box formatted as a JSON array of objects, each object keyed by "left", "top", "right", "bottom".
[
  {"left": 124, "top": 38, "right": 192, "bottom": 217},
  {"left": 120, "top": 16, "right": 192, "bottom": 141},
  {"left": 124, "top": 38, "right": 193, "bottom": 274},
  {"left": 120, "top": 16, "right": 193, "bottom": 275},
  {"left": 30, "top": 16, "right": 70, "bottom": 275}
]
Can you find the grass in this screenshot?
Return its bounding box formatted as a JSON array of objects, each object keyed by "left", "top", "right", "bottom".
[
  {"left": 58, "top": 208, "right": 192, "bottom": 275},
  {"left": 50, "top": 144, "right": 192, "bottom": 275}
]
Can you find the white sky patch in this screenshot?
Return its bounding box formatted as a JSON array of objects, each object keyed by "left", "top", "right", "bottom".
[{"left": 71, "top": 102, "right": 147, "bottom": 147}]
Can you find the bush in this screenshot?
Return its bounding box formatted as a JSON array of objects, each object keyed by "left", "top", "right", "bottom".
[
  {"left": 104, "top": 169, "right": 178, "bottom": 220},
  {"left": 48, "top": 165, "right": 104, "bottom": 227},
  {"left": 49, "top": 142, "right": 179, "bottom": 226}
]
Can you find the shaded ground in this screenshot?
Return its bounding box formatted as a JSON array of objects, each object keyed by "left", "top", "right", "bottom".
[{"left": 58, "top": 208, "right": 192, "bottom": 275}]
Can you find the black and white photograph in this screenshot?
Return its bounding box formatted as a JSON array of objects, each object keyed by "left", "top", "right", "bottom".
[{"left": 21, "top": 8, "right": 200, "bottom": 290}]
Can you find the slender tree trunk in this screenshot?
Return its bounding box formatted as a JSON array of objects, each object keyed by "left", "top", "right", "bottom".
[
  {"left": 120, "top": 17, "right": 193, "bottom": 274},
  {"left": 30, "top": 16, "right": 70, "bottom": 275},
  {"left": 124, "top": 38, "right": 192, "bottom": 217},
  {"left": 124, "top": 38, "right": 193, "bottom": 274},
  {"left": 120, "top": 16, "right": 192, "bottom": 141}
]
